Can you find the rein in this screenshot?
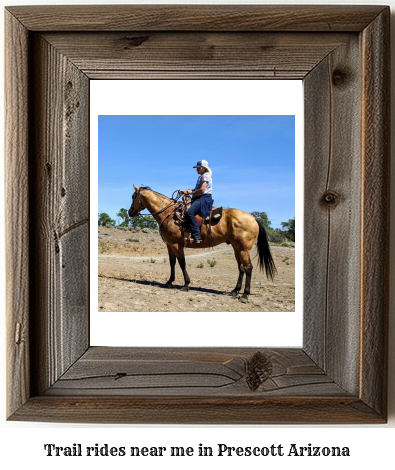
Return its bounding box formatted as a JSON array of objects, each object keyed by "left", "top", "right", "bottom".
[
  {"left": 132, "top": 188, "right": 182, "bottom": 217},
  {"left": 132, "top": 188, "right": 185, "bottom": 244}
]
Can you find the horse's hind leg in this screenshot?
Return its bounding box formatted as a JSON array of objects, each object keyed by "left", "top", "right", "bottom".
[
  {"left": 165, "top": 244, "right": 176, "bottom": 288},
  {"left": 239, "top": 250, "right": 253, "bottom": 303},
  {"left": 230, "top": 247, "right": 244, "bottom": 297}
]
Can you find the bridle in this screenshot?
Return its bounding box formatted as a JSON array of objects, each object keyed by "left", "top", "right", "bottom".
[
  {"left": 131, "top": 188, "right": 187, "bottom": 242},
  {"left": 131, "top": 187, "right": 197, "bottom": 245},
  {"left": 131, "top": 187, "right": 182, "bottom": 217}
]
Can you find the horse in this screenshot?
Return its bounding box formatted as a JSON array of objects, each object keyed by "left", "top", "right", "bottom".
[{"left": 128, "top": 185, "right": 276, "bottom": 303}]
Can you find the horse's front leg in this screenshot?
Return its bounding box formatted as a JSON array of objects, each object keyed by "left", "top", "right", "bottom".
[
  {"left": 175, "top": 244, "right": 190, "bottom": 291},
  {"left": 165, "top": 244, "right": 176, "bottom": 288}
]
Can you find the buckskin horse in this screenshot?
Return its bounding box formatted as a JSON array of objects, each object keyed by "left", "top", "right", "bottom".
[{"left": 128, "top": 185, "right": 276, "bottom": 302}]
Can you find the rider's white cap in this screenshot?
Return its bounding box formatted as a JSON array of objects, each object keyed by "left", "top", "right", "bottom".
[{"left": 193, "top": 159, "right": 209, "bottom": 169}]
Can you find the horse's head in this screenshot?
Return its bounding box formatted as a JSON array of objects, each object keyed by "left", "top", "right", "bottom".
[{"left": 128, "top": 184, "right": 146, "bottom": 217}]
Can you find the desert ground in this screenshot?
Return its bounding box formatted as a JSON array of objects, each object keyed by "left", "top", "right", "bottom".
[{"left": 98, "top": 227, "right": 295, "bottom": 312}]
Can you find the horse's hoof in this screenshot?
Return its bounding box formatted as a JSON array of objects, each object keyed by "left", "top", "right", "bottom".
[
  {"left": 180, "top": 285, "right": 189, "bottom": 292},
  {"left": 229, "top": 290, "right": 239, "bottom": 298},
  {"left": 239, "top": 295, "right": 249, "bottom": 303},
  {"left": 165, "top": 282, "right": 174, "bottom": 288}
]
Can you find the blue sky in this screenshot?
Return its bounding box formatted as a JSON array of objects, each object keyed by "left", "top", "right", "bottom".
[{"left": 98, "top": 115, "right": 295, "bottom": 229}]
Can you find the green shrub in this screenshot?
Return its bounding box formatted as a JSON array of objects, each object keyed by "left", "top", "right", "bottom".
[
  {"left": 266, "top": 228, "right": 286, "bottom": 244},
  {"left": 98, "top": 212, "right": 115, "bottom": 227},
  {"left": 207, "top": 258, "right": 217, "bottom": 268}
]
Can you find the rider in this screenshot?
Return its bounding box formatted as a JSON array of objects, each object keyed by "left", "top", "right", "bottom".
[{"left": 179, "top": 160, "right": 213, "bottom": 243}]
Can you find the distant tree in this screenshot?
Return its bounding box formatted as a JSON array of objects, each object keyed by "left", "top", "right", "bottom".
[
  {"left": 251, "top": 211, "right": 282, "bottom": 243},
  {"left": 128, "top": 215, "right": 141, "bottom": 229},
  {"left": 250, "top": 211, "right": 295, "bottom": 244},
  {"left": 280, "top": 218, "right": 295, "bottom": 242},
  {"left": 116, "top": 208, "right": 132, "bottom": 227},
  {"left": 98, "top": 212, "right": 115, "bottom": 227},
  {"left": 250, "top": 211, "right": 271, "bottom": 229},
  {"left": 119, "top": 210, "right": 158, "bottom": 230},
  {"left": 140, "top": 215, "right": 158, "bottom": 230}
]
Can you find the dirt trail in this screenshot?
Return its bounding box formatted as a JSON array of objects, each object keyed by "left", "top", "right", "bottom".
[
  {"left": 98, "top": 227, "right": 295, "bottom": 312},
  {"left": 99, "top": 245, "right": 233, "bottom": 261}
]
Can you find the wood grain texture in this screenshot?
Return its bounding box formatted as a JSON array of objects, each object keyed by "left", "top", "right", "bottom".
[
  {"left": 9, "top": 396, "right": 383, "bottom": 425},
  {"left": 304, "top": 36, "right": 362, "bottom": 395},
  {"left": 46, "top": 347, "right": 345, "bottom": 397},
  {"left": 360, "top": 8, "right": 390, "bottom": 417},
  {"left": 5, "top": 5, "right": 386, "bottom": 32},
  {"left": 30, "top": 34, "right": 90, "bottom": 395},
  {"left": 5, "top": 5, "right": 389, "bottom": 424},
  {"left": 42, "top": 32, "right": 350, "bottom": 80},
  {"left": 5, "top": 10, "right": 30, "bottom": 418},
  {"left": 303, "top": 56, "right": 331, "bottom": 368}
]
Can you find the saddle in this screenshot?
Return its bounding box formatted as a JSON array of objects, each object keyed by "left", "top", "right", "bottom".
[
  {"left": 172, "top": 197, "right": 223, "bottom": 246},
  {"left": 173, "top": 198, "right": 223, "bottom": 226},
  {"left": 195, "top": 206, "right": 223, "bottom": 228}
]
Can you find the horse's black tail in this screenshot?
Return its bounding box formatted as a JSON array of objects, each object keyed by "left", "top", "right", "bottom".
[{"left": 255, "top": 219, "right": 276, "bottom": 281}]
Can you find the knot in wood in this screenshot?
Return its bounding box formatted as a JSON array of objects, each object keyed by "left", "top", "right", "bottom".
[
  {"left": 15, "top": 322, "right": 22, "bottom": 345},
  {"left": 246, "top": 351, "right": 273, "bottom": 391},
  {"left": 332, "top": 68, "right": 348, "bottom": 87},
  {"left": 123, "top": 35, "right": 149, "bottom": 49},
  {"left": 321, "top": 190, "right": 340, "bottom": 207}
]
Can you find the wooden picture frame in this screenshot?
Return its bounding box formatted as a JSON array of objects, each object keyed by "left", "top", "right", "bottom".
[{"left": 5, "top": 5, "right": 389, "bottom": 424}]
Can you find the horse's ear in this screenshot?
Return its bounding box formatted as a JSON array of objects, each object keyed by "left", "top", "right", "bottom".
[{"left": 133, "top": 184, "right": 139, "bottom": 191}]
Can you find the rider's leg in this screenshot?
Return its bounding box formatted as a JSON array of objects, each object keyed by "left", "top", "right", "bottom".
[{"left": 186, "top": 199, "right": 202, "bottom": 241}]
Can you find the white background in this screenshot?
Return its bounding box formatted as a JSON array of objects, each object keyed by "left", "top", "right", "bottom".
[{"left": 1, "top": 0, "right": 394, "bottom": 469}]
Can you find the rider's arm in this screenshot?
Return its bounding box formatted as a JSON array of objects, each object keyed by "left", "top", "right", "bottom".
[
  {"left": 190, "top": 182, "right": 207, "bottom": 196},
  {"left": 180, "top": 181, "right": 207, "bottom": 196}
]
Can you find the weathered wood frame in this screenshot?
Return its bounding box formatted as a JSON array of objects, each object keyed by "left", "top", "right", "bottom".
[{"left": 5, "top": 5, "right": 389, "bottom": 423}]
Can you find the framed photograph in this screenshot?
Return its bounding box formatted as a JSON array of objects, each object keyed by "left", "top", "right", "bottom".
[
  {"left": 92, "top": 80, "right": 302, "bottom": 348},
  {"left": 5, "top": 5, "right": 389, "bottom": 423}
]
